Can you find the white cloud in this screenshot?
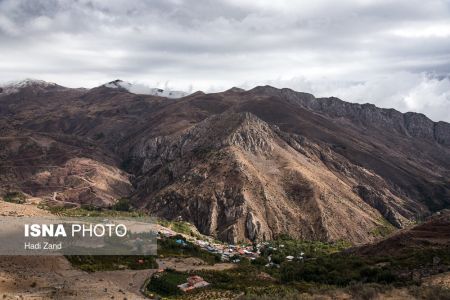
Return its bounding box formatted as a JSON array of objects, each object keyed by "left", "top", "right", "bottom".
[
  {"left": 389, "top": 22, "right": 450, "bottom": 38},
  {"left": 103, "top": 80, "right": 188, "bottom": 98}
]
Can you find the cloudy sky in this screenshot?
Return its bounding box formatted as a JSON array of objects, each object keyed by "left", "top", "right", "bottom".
[{"left": 1, "top": 0, "right": 450, "bottom": 121}]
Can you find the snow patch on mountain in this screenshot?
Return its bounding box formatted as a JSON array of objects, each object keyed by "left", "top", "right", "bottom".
[
  {"left": 104, "top": 80, "right": 188, "bottom": 98},
  {"left": 0, "top": 79, "right": 57, "bottom": 95}
]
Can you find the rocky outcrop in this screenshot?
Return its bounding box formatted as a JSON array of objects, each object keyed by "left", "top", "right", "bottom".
[
  {"left": 249, "top": 86, "right": 450, "bottom": 145},
  {"left": 435, "top": 122, "right": 450, "bottom": 145},
  {"left": 126, "top": 112, "right": 394, "bottom": 243},
  {"left": 353, "top": 185, "right": 409, "bottom": 228},
  {"left": 403, "top": 112, "right": 435, "bottom": 139}
]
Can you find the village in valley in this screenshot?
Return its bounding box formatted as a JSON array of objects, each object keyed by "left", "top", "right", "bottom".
[
  {"left": 156, "top": 221, "right": 305, "bottom": 266},
  {"left": 146, "top": 220, "right": 312, "bottom": 297}
]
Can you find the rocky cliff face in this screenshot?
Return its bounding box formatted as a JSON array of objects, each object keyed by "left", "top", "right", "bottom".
[
  {"left": 127, "top": 112, "right": 387, "bottom": 243},
  {"left": 251, "top": 86, "right": 450, "bottom": 145},
  {"left": 1, "top": 81, "right": 449, "bottom": 244}
]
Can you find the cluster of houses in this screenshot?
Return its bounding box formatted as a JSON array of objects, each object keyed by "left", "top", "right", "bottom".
[
  {"left": 153, "top": 228, "right": 308, "bottom": 294},
  {"left": 193, "top": 240, "right": 305, "bottom": 265},
  {"left": 194, "top": 239, "right": 260, "bottom": 262},
  {"left": 156, "top": 226, "right": 304, "bottom": 266}
]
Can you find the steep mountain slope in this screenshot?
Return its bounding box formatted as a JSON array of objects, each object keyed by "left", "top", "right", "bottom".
[
  {"left": 0, "top": 80, "right": 449, "bottom": 244},
  {"left": 129, "top": 112, "right": 391, "bottom": 243},
  {"left": 355, "top": 210, "right": 450, "bottom": 256},
  {"left": 0, "top": 130, "right": 131, "bottom": 206}
]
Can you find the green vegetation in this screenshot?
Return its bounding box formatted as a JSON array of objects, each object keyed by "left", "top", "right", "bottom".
[
  {"left": 279, "top": 255, "right": 396, "bottom": 286},
  {"left": 157, "top": 219, "right": 202, "bottom": 238},
  {"left": 145, "top": 233, "right": 450, "bottom": 299},
  {"left": 278, "top": 246, "right": 450, "bottom": 287},
  {"left": 240, "top": 283, "right": 450, "bottom": 300},
  {"left": 79, "top": 203, "right": 102, "bottom": 211},
  {"left": 259, "top": 235, "right": 351, "bottom": 265},
  {"left": 379, "top": 248, "right": 450, "bottom": 270},
  {"left": 158, "top": 235, "right": 221, "bottom": 265},
  {"left": 145, "top": 249, "right": 450, "bottom": 299},
  {"left": 145, "top": 237, "right": 358, "bottom": 299},
  {"left": 38, "top": 203, "right": 146, "bottom": 218},
  {"left": 371, "top": 218, "right": 396, "bottom": 237},
  {"left": 371, "top": 225, "right": 395, "bottom": 237},
  {"left": 3, "top": 191, "right": 26, "bottom": 204},
  {"left": 146, "top": 264, "right": 334, "bottom": 299},
  {"left": 167, "top": 221, "right": 193, "bottom": 235},
  {"left": 196, "top": 265, "right": 276, "bottom": 292},
  {"left": 147, "top": 269, "right": 187, "bottom": 296},
  {"left": 111, "top": 197, "right": 131, "bottom": 211},
  {"left": 170, "top": 290, "right": 240, "bottom": 300},
  {"left": 66, "top": 255, "right": 157, "bottom": 272}
]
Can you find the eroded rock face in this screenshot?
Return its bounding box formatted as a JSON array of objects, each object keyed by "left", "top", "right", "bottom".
[
  {"left": 403, "top": 112, "right": 435, "bottom": 139},
  {"left": 246, "top": 212, "right": 262, "bottom": 241},
  {"left": 353, "top": 185, "right": 409, "bottom": 228},
  {"left": 127, "top": 112, "right": 405, "bottom": 243},
  {"left": 435, "top": 122, "right": 450, "bottom": 145}
]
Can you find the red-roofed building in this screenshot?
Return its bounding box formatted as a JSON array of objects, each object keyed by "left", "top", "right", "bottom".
[{"left": 178, "top": 275, "right": 210, "bottom": 292}]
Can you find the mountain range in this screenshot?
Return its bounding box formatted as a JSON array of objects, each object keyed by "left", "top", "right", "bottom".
[{"left": 1, "top": 79, "right": 449, "bottom": 244}]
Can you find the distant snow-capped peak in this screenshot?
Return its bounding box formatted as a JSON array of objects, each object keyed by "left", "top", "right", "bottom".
[
  {"left": 103, "top": 79, "right": 188, "bottom": 99},
  {"left": 0, "top": 79, "right": 57, "bottom": 94}
]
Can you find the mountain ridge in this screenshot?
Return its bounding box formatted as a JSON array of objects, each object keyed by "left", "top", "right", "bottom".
[
  {"left": 2, "top": 79, "right": 449, "bottom": 125},
  {"left": 248, "top": 85, "right": 450, "bottom": 145},
  {"left": 0, "top": 79, "right": 449, "bottom": 243}
]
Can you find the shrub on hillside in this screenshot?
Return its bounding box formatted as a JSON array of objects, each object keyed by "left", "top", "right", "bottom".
[
  {"left": 280, "top": 254, "right": 397, "bottom": 286},
  {"left": 3, "top": 191, "right": 26, "bottom": 204},
  {"left": 147, "top": 270, "right": 186, "bottom": 296},
  {"left": 111, "top": 197, "right": 131, "bottom": 211}
]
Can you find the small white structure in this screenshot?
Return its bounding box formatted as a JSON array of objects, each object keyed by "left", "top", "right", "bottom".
[{"left": 177, "top": 275, "right": 210, "bottom": 292}]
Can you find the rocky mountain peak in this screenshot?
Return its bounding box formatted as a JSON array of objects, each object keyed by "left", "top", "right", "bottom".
[
  {"left": 102, "top": 79, "right": 189, "bottom": 98},
  {"left": 225, "top": 87, "right": 246, "bottom": 93},
  {"left": 0, "top": 79, "right": 58, "bottom": 95},
  {"left": 103, "top": 79, "right": 126, "bottom": 89},
  {"left": 248, "top": 85, "right": 280, "bottom": 95}
]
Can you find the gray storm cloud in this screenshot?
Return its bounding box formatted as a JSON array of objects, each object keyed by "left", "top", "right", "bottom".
[{"left": 0, "top": 0, "right": 449, "bottom": 121}]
